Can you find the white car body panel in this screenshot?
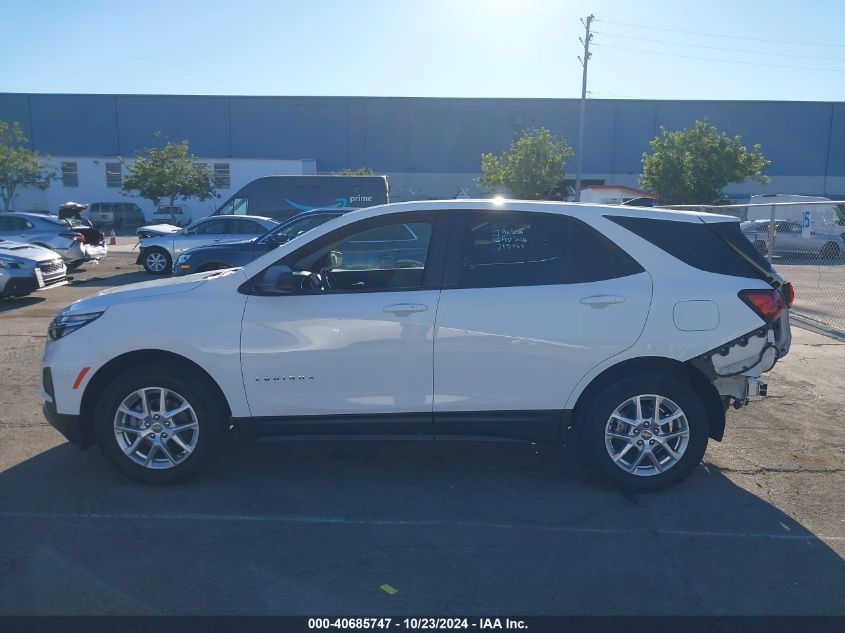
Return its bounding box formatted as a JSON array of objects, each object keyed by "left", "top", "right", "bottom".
[
  {"left": 241, "top": 290, "right": 440, "bottom": 417},
  {"left": 43, "top": 200, "right": 785, "bottom": 436},
  {"left": 433, "top": 273, "right": 652, "bottom": 411},
  {"left": 44, "top": 270, "right": 252, "bottom": 417}
]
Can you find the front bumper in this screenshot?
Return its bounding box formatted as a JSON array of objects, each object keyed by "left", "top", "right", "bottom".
[
  {"left": 42, "top": 402, "right": 88, "bottom": 447},
  {"left": 0, "top": 269, "right": 39, "bottom": 297}
]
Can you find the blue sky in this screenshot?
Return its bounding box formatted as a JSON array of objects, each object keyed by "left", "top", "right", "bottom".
[{"left": 2, "top": 0, "right": 845, "bottom": 100}]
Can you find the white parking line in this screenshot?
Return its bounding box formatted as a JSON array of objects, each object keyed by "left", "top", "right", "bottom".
[{"left": 2, "top": 510, "right": 842, "bottom": 543}]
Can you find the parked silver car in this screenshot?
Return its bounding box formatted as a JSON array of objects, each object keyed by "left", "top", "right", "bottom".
[
  {"left": 136, "top": 215, "right": 278, "bottom": 274},
  {"left": 0, "top": 212, "right": 107, "bottom": 269},
  {"left": 0, "top": 239, "right": 67, "bottom": 298},
  {"left": 741, "top": 219, "right": 844, "bottom": 258}
]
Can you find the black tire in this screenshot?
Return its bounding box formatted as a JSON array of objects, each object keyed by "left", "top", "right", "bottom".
[
  {"left": 142, "top": 247, "right": 172, "bottom": 275},
  {"left": 94, "top": 364, "right": 226, "bottom": 484},
  {"left": 820, "top": 241, "right": 840, "bottom": 259},
  {"left": 576, "top": 373, "right": 710, "bottom": 493}
]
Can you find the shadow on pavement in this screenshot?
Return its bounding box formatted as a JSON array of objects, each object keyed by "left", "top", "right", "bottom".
[
  {"left": 0, "top": 436, "right": 843, "bottom": 615},
  {"left": 69, "top": 270, "right": 149, "bottom": 288},
  {"left": 0, "top": 296, "right": 45, "bottom": 313}
]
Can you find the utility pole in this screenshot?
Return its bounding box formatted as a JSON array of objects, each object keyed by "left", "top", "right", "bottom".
[{"left": 574, "top": 14, "right": 594, "bottom": 202}]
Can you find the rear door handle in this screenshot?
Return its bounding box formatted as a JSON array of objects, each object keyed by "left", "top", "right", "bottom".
[
  {"left": 383, "top": 303, "right": 428, "bottom": 316},
  {"left": 580, "top": 295, "right": 625, "bottom": 308}
]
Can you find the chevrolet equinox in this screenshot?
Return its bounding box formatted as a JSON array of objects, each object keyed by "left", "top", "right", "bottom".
[{"left": 42, "top": 200, "right": 792, "bottom": 492}]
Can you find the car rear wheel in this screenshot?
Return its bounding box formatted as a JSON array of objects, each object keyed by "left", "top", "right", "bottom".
[
  {"left": 577, "top": 373, "right": 709, "bottom": 493},
  {"left": 143, "top": 248, "right": 172, "bottom": 275},
  {"left": 94, "top": 365, "right": 225, "bottom": 484}
]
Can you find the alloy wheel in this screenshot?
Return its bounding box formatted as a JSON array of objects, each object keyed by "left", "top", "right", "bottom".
[
  {"left": 604, "top": 394, "right": 690, "bottom": 477},
  {"left": 145, "top": 252, "right": 167, "bottom": 273},
  {"left": 113, "top": 387, "right": 199, "bottom": 469}
]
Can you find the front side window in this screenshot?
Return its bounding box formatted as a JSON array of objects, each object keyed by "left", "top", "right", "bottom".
[
  {"left": 285, "top": 219, "right": 434, "bottom": 292},
  {"left": 448, "top": 211, "right": 643, "bottom": 288},
  {"left": 186, "top": 219, "right": 228, "bottom": 235}
]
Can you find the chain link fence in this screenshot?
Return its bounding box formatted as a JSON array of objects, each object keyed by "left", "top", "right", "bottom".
[{"left": 664, "top": 200, "right": 845, "bottom": 335}]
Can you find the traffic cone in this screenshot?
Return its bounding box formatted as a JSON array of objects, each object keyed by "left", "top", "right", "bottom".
[{"left": 109, "top": 227, "right": 117, "bottom": 246}]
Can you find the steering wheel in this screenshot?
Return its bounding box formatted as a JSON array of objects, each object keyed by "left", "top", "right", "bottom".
[
  {"left": 303, "top": 267, "right": 338, "bottom": 291},
  {"left": 319, "top": 266, "right": 337, "bottom": 289}
]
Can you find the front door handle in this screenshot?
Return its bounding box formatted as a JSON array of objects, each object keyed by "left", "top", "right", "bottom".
[
  {"left": 580, "top": 295, "right": 625, "bottom": 308},
  {"left": 383, "top": 303, "right": 428, "bottom": 316}
]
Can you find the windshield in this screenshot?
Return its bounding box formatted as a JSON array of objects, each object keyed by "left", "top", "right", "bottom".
[{"left": 263, "top": 213, "right": 339, "bottom": 244}]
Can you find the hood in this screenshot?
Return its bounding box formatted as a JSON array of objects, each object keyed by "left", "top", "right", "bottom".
[
  {"left": 65, "top": 273, "right": 212, "bottom": 314},
  {"left": 138, "top": 223, "right": 182, "bottom": 237},
  {"left": 0, "top": 240, "right": 61, "bottom": 265}
]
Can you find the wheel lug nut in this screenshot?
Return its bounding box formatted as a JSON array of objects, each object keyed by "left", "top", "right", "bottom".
[
  {"left": 149, "top": 433, "right": 155, "bottom": 439},
  {"left": 633, "top": 429, "right": 639, "bottom": 435},
  {"left": 637, "top": 440, "right": 643, "bottom": 446},
  {"left": 153, "top": 414, "right": 160, "bottom": 420},
  {"left": 643, "top": 422, "right": 650, "bottom": 428},
  {"left": 162, "top": 433, "right": 168, "bottom": 438},
  {"left": 649, "top": 440, "right": 655, "bottom": 446}
]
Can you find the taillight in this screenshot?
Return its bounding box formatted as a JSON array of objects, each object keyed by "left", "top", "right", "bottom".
[
  {"left": 782, "top": 282, "right": 795, "bottom": 308},
  {"left": 59, "top": 232, "right": 84, "bottom": 243},
  {"left": 739, "top": 289, "right": 784, "bottom": 322}
]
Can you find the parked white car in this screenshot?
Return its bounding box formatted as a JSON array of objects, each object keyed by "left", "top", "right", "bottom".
[
  {"left": 0, "top": 239, "right": 67, "bottom": 297},
  {"left": 43, "top": 200, "right": 792, "bottom": 492},
  {"left": 136, "top": 215, "right": 278, "bottom": 274},
  {"left": 0, "top": 212, "right": 107, "bottom": 269}
]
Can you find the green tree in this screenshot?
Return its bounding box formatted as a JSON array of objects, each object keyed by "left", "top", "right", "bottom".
[
  {"left": 122, "top": 136, "right": 217, "bottom": 223},
  {"left": 0, "top": 121, "right": 54, "bottom": 212},
  {"left": 640, "top": 120, "right": 769, "bottom": 205},
  {"left": 478, "top": 128, "right": 573, "bottom": 200},
  {"left": 333, "top": 167, "right": 375, "bottom": 176}
]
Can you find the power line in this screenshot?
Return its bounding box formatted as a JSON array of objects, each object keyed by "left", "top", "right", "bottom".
[
  {"left": 594, "top": 30, "right": 845, "bottom": 62},
  {"left": 596, "top": 18, "right": 845, "bottom": 48},
  {"left": 592, "top": 43, "right": 845, "bottom": 73}
]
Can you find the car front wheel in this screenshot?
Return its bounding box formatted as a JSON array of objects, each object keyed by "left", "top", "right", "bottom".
[
  {"left": 577, "top": 373, "right": 709, "bottom": 493},
  {"left": 142, "top": 248, "right": 172, "bottom": 275},
  {"left": 94, "top": 365, "right": 225, "bottom": 484}
]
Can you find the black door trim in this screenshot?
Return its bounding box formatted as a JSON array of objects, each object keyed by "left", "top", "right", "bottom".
[{"left": 231, "top": 410, "right": 572, "bottom": 443}]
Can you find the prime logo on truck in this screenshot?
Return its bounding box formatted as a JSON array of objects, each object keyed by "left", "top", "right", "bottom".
[{"left": 213, "top": 175, "right": 389, "bottom": 222}]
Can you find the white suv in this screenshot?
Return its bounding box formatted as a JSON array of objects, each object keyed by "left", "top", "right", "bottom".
[{"left": 42, "top": 200, "right": 792, "bottom": 492}]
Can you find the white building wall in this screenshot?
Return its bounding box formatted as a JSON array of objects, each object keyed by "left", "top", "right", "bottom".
[
  {"left": 11, "top": 157, "right": 317, "bottom": 220},
  {"left": 10, "top": 158, "right": 833, "bottom": 213}
]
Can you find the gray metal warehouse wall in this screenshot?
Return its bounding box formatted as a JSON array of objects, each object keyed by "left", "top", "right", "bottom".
[{"left": 2, "top": 93, "right": 844, "bottom": 195}]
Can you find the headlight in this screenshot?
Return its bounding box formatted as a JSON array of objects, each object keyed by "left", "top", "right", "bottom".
[
  {"left": 48, "top": 310, "right": 104, "bottom": 341},
  {"left": 176, "top": 253, "right": 191, "bottom": 264},
  {"left": 0, "top": 259, "right": 21, "bottom": 269}
]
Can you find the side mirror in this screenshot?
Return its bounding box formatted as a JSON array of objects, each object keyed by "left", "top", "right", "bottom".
[{"left": 253, "top": 264, "right": 296, "bottom": 295}]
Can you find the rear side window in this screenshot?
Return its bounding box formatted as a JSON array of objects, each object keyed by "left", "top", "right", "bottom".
[
  {"left": 608, "top": 216, "right": 772, "bottom": 277},
  {"left": 446, "top": 211, "right": 644, "bottom": 288}
]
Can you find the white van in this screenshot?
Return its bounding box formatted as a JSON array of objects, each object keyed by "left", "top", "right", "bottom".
[{"left": 746, "top": 194, "right": 844, "bottom": 236}]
